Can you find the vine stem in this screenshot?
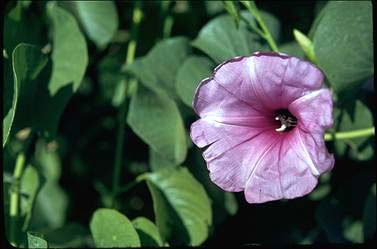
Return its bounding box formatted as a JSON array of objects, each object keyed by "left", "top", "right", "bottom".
[
  {"left": 161, "top": 0, "right": 173, "bottom": 39},
  {"left": 115, "top": 173, "right": 148, "bottom": 196},
  {"left": 9, "top": 153, "right": 26, "bottom": 246},
  {"left": 324, "top": 127, "right": 375, "bottom": 141},
  {"left": 111, "top": 2, "right": 142, "bottom": 206},
  {"left": 241, "top": 1, "right": 279, "bottom": 52}
]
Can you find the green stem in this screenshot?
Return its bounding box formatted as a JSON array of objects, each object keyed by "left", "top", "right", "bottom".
[
  {"left": 325, "top": 127, "right": 375, "bottom": 141},
  {"left": 241, "top": 1, "right": 279, "bottom": 52},
  {"left": 161, "top": 0, "right": 173, "bottom": 39},
  {"left": 111, "top": 2, "right": 142, "bottom": 206},
  {"left": 111, "top": 82, "right": 128, "bottom": 202},
  {"left": 9, "top": 153, "right": 26, "bottom": 246},
  {"left": 115, "top": 173, "right": 148, "bottom": 196}
]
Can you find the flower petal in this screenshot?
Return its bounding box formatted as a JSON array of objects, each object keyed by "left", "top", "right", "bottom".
[
  {"left": 203, "top": 130, "right": 279, "bottom": 192},
  {"left": 291, "top": 128, "right": 335, "bottom": 176},
  {"left": 193, "top": 57, "right": 267, "bottom": 118},
  {"left": 248, "top": 52, "right": 324, "bottom": 110},
  {"left": 288, "top": 88, "right": 334, "bottom": 175},
  {"left": 289, "top": 88, "right": 333, "bottom": 133},
  {"left": 244, "top": 131, "right": 320, "bottom": 204}
]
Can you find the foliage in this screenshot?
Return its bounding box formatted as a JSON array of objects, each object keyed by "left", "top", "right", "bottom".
[{"left": 2, "top": 0, "right": 375, "bottom": 247}]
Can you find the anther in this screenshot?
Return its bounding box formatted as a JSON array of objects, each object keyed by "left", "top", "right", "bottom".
[
  {"left": 275, "top": 124, "right": 287, "bottom": 132},
  {"left": 274, "top": 109, "right": 297, "bottom": 132}
]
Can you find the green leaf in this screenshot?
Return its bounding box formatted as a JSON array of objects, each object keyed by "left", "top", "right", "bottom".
[
  {"left": 47, "top": 2, "right": 88, "bottom": 95},
  {"left": 261, "top": 11, "right": 281, "bottom": 43},
  {"left": 20, "top": 165, "right": 42, "bottom": 230},
  {"left": 343, "top": 219, "right": 364, "bottom": 243},
  {"left": 44, "top": 222, "right": 91, "bottom": 248},
  {"left": 192, "top": 11, "right": 263, "bottom": 63},
  {"left": 313, "top": 1, "right": 373, "bottom": 93},
  {"left": 126, "top": 37, "right": 190, "bottom": 98},
  {"left": 334, "top": 100, "right": 374, "bottom": 161},
  {"left": 149, "top": 148, "right": 177, "bottom": 171},
  {"left": 90, "top": 208, "right": 140, "bottom": 248},
  {"left": 279, "top": 42, "right": 305, "bottom": 58},
  {"left": 132, "top": 217, "right": 163, "bottom": 246},
  {"left": 66, "top": 1, "right": 119, "bottom": 48},
  {"left": 127, "top": 86, "right": 187, "bottom": 165},
  {"left": 29, "top": 2, "right": 88, "bottom": 137},
  {"left": 29, "top": 139, "right": 68, "bottom": 230},
  {"left": 97, "top": 46, "right": 128, "bottom": 106},
  {"left": 3, "top": 44, "right": 47, "bottom": 147},
  {"left": 27, "top": 232, "right": 48, "bottom": 249},
  {"left": 190, "top": 149, "right": 238, "bottom": 224},
  {"left": 223, "top": 1, "right": 240, "bottom": 27},
  {"left": 145, "top": 167, "right": 212, "bottom": 245},
  {"left": 309, "top": 172, "right": 331, "bottom": 201},
  {"left": 315, "top": 198, "right": 349, "bottom": 243},
  {"left": 4, "top": 2, "right": 45, "bottom": 55},
  {"left": 363, "top": 183, "right": 376, "bottom": 240},
  {"left": 176, "top": 56, "right": 213, "bottom": 107},
  {"left": 224, "top": 192, "right": 238, "bottom": 216}
]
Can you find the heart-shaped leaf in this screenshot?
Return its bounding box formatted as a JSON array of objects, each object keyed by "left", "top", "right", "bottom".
[
  {"left": 3, "top": 43, "right": 47, "bottom": 147},
  {"left": 90, "top": 208, "right": 140, "bottom": 247},
  {"left": 145, "top": 167, "right": 212, "bottom": 246},
  {"left": 313, "top": 1, "right": 373, "bottom": 94},
  {"left": 176, "top": 56, "right": 213, "bottom": 107},
  {"left": 132, "top": 217, "right": 163, "bottom": 246},
  {"left": 192, "top": 11, "right": 279, "bottom": 64},
  {"left": 64, "top": 1, "right": 118, "bottom": 48},
  {"left": 127, "top": 86, "right": 187, "bottom": 165},
  {"left": 125, "top": 37, "right": 190, "bottom": 98}
]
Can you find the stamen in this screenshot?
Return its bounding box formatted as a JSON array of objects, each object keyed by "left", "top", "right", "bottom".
[
  {"left": 274, "top": 109, "right": 298, "bottom": 132},
  {"left": 275, "top": 124, "right": 287, "bottom": 132}
]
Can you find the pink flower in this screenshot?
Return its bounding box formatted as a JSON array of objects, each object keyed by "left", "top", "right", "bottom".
[{"left": 190, "top": 52, "right": 334, "bottom": 204}]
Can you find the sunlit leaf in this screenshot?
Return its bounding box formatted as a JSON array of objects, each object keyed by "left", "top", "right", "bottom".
[
  {"left": 67, "top": 1, "right": 118, "bottom": 48},
  {"left": 90, "top": 208, "right": 140, "bottom": 247},
  {"left": 132, "top": 217, "right": 163, "bottom": 246},
  {"left": 145, "top": 167, "right": 212, "bottom": 245}
]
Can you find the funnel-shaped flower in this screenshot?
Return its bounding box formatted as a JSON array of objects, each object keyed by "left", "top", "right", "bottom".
[{"left": 190, "top": 52, "right": 334, "bottom": 204}]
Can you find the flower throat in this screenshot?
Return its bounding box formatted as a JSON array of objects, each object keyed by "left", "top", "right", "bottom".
[{"left": 274, "top": 109, "right": 297, "bottom": 132}]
